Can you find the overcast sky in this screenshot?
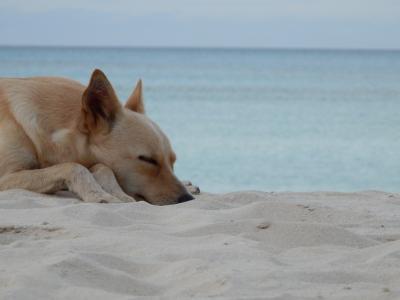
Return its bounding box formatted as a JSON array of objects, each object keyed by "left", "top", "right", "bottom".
[{"left": 1, "top": 0, "right": 399, "bottom": 49}]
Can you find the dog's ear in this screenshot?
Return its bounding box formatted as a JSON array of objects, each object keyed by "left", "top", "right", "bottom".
[
  {"left": 81, "top": 69, "right": 121, "bottom": 134},
  {"left": 125, "top": 79, "right": 145, "bottom": 114}
]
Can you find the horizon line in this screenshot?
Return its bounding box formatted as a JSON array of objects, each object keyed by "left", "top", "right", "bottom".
[{"left": 1, "top": 44, "right": 400, "bottom": 52}]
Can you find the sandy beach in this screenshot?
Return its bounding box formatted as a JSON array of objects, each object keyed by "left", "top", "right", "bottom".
[{"left": 0, "top": 189, "right": 399, "bottom": 299}]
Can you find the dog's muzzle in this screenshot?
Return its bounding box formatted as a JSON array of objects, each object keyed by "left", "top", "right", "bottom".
[{"left": 177, "top": 193, "right": 194, "bottom": 203}]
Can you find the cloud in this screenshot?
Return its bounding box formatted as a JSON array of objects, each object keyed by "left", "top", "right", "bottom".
[
  {"left": 1, "top": 0, "right": 399, "bottom": 20},
  {"left": 0, "top": 0, "right": 399, "bottom": 48}
]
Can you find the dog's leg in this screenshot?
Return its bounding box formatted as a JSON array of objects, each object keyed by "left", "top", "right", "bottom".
[
  {"left": 0, "top": 163, "right": 122, "bottom": 203},
  {"left": 90, "top": 164, "right": 135, "bottom": 202}
]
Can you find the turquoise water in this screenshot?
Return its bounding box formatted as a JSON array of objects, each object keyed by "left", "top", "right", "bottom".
[{"left": 0, "top": 47, "right": 399, "bottom": 192}]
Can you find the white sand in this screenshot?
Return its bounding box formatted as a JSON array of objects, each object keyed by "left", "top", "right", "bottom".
[{"left": 0, "top": 189, "right": 399, "bottom": 299}]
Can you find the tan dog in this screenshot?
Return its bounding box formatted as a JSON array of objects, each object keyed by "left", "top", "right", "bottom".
[{"left": 0, "top": 69, "right": 197, "bottom": 205}]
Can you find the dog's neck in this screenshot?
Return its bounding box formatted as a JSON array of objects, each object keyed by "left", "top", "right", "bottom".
[{"left": 37, "top": 126, "right": 98, "bottom": 169}]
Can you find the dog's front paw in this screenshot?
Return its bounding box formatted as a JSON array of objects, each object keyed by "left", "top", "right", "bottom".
[
  {"left": 117, "top": 194, "right": 136, "bottom": 203},
  {"left": 182, "top": 180, "right": 201, "bottom": 195},
  {"left": 85, "top": 192, "right": 123, "bottom": 204},
  {"left": 99, "top": 196, "right": 123, "bottom": 203}
]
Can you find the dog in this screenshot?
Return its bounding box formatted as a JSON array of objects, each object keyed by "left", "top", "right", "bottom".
[{"left": 0, "top": 69, "right": 198, "bottom": 205}]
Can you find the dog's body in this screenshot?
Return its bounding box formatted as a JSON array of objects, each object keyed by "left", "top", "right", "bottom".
[{"left": 0, "top": 70, "right": 195, "bottom": 205}]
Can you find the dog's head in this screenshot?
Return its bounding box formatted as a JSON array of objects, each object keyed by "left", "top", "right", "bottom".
[{"left": 79, "top": 69, "right": 193, "bottom": 205}]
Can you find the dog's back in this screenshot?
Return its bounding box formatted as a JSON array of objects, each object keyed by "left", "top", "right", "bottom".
[
  {"left": 0, "top": 77, "right": 93, "bottom": 173},
  {"left": 0, "top": 77, "right": 85, "bottom": 128}
]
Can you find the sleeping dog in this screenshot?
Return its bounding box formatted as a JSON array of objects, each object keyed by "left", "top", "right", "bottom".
[{"left": 0, "top": 69, "right": 198, "bottom": 205}]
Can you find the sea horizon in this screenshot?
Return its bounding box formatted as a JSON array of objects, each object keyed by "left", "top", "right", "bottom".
[{"left": 1, "top": 44, "right": 400, "bottom": 52}]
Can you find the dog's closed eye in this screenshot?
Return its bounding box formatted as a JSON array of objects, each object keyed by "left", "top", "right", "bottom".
[{"left": 138, "top": 155, "right": 158, "bottom": 166}]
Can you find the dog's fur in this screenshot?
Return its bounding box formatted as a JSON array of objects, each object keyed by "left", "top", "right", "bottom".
[{"left": 0, "top": 69, "right": 194, "bottom": 205}]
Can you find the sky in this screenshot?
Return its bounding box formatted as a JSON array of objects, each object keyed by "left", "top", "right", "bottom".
[{"left": 1, "top": 0, "right": 400, "bottom": 49}]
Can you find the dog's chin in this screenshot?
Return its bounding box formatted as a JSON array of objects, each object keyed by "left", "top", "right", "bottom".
[
  {"left": 132, "top": 193, "right": 170, "bottom": 205},
  {"left": 130, "top": 191, "right": 186, "bottom": 206},
  {"left": 133, "top": 194, "right": 180, "bottom": 206},
  {"left": 133, "top": 193, "right": 147, "bottom": 202},
  {"left": 125, "top": 190, "right": 148, "bottom": 202}
]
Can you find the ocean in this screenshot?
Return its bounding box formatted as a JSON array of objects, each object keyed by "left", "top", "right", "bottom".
[{"left": 0, "top": 46, "right": 399, "bottom": 193}]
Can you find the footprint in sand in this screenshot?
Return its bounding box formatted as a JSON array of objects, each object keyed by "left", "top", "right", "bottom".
[{"left": 0, "top": 226, "right": 64, "bottom": 245}]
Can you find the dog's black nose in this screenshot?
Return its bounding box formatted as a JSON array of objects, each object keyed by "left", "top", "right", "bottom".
[{"left": 177, "top": 193, "right": 194, "bottom": 203}]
